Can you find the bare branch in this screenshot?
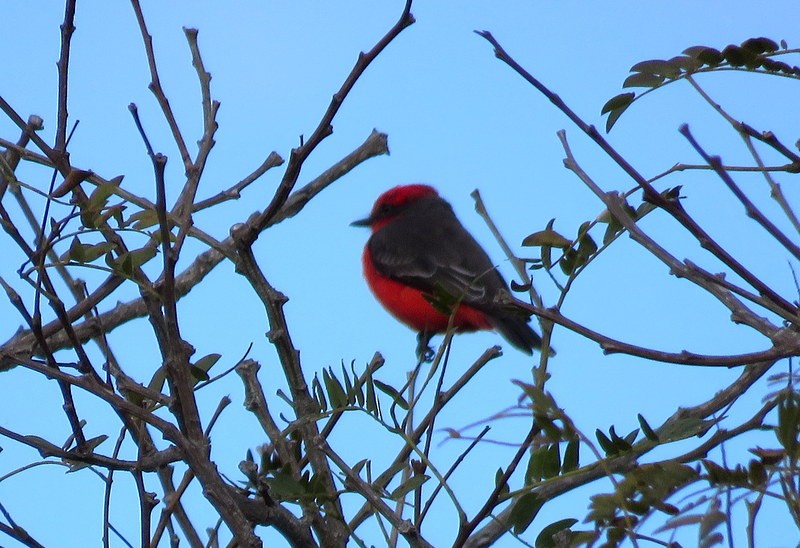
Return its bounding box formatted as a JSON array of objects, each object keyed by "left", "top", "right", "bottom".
[
  {"left": 455, "top": 424, "right": 539, "bottom": 544},
  {"left": 0, "top": 501, "right": 45, "bottom": 548},
  {"left": 55, "top": 0, "right": 77, "bottom": 152},
  {"left": 275, "top": 129, "right": 389, "bottom": 223},
  {"left": 236, "top": 359, "right": 299, "bottom": 476},
  {"left": 129, "top": 0, "right": 192, "bottom": 170},
  {"left": 317, "top": 436, "right": 434, "bottom": 548},
  {"left": 476, "top": 30, "right": 799, "bottom": 317},
  {"left": 349, "top": 346, "right": 502, "bottom": 531},
  {"left": 192, "top": 152, "right": 284, "bottom": 212},
  {"left": 680, "top": 124, "right": 800, "bottom": 261},
  {"left": 245, "top": 2, "right": 414, "bottom": 242},
  {"left": 466, "top": 356, "right": 777, "bottom": 546}
]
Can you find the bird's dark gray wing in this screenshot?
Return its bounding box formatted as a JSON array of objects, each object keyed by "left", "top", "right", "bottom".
[{"left": 367, "top": 195, "right": 507, "bottom": 307}]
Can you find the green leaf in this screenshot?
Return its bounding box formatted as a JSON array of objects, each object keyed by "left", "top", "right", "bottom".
[
  {"left": 741, "top": 37, "right": 779, "bottom": 54},
  {"left": 776, "top": 392, "right": 800, "bottom": 460},
  {"left": 147, "top": 366, "right": 167, "bottom": 395},
  {"left": 576, "top": 231, "right": 597, "bottom": 262},
  {"left": 683, "top": 46, "right": 724, "bottom": 66},
  {"left": 722, "top": 44, "right": 760, "bottom": 68},
  {"left": 341, "top": 363, "right": 355, "bottom": 405},
  {"left": 602, "top": 220, "right": 621, "bottom": 246},
  {"left": 107, "top": 252, "right": 131, "bottom": 276},
  {"left": 562, "top": 439, "right": 579, "bottom": 473},
  {"left": 761, "top": 58, "right": 793, "bottom": 74},
  {"left": 667, "top": 55, "right": 702, "bottom": 72},
  {"left": 602, "top": 92, "right": 635, "bottom": 132},
  {"left": 536, "top": 414, "right": 562, "bottom": 442},
  {"left": 351, "top": 363, "right": 365, "bottom": 407},
  {"left": 84, "top": 435, "right": 108, "bottom": 452},
  {"left": 542, "top": 443, "right": 561, "bottom": 479},
  {"left": 636, "top": 200, "right": 656, "bottom": 219},
  {"left": 535, "top": 518, "right": 578, "bottom": 548},
  {"left": 62, "top": 237, "right": 113, "bottom": 265},
  {"left": 189, "top": 365, "right": 210, "bottom": 382},
  {"left": 323, "top": 368, "right": 348, "bottom": 409},
  {"left": 509, "top": 492, "right": 544, "bottom": 534},
  {"left": 374, "top": 380, "right": 408, "bottom": 410},
  {"left": 389, "top": 473, "right": 428, "bottom": 500},
  {"left": 637, "top": 413, "right": 659, "bottom": 441},
  {"left": 83, "top": 242, "right": 114, "bottom": 264},
  {"left": 423, "top": 285, "right": 458, "bottom": 316},
  {"left": 522, "top": 229, "right": 572, "bottom": 248},
  {"left": 64, "top": 237, "right": 86, "bottom": 263},
  {"left": 365, "top": 375, "right": 379, "bottom": 417},
  {"left": 265, "top": 470, "right": 307, "bottom": 501},
  {"left": 88, "top": 180, "right": 120, "bottom": 211},
  {"left": 494, "top": 467, "right": 510, "bottom": 498},
  {"left": 526, "top": 445, "right": 548, "bottom": 484},
  {"left": 128, "top": 209, "right": 160, "bottom": 230},
  {"left": 312, "top": 374, "right": 328, "bottom": 412},
  {"left": 559, "top": 248, "right": 579, "bottom": 276},
  {"left": 595, "top": 429, "right": 615, "bottom": 456},
  {"left": 110, "top": 246, "right": 158, "bottom": 276},
  {"left": 128, "top": 246, "right": 158, "bottom": 269},
  {"left": 192, "top": 353, "right": 221, "bottom": 382},
  {"left": 658, "top": 416, "right": 715, "bottom": 443},
  {"left": 630, "top": 59, "right": 681, "bottom": 78},
  {"left": 513, "top": 380, "right": 549, "bottom": 411},
  {"left": 699, "top": 500, "right": 726, "bottom": 546},
  {"left": 608, "top": 425, "right": 632, "bottom": 452},
  {"left": 623, "top": 72, "right": 665, "bottom": 88},
  {"left": 510, "top": 279, "right": 532, "bottom": 292},
  {"left": 748, "top": 459, "right": 767, "bottom": 486}
]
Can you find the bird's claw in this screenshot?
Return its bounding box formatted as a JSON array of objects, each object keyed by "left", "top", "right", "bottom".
[
  {"left": 420, "top": 346, "right": 435, "bottom": 363},
  {"left": 416, "top": 332, "right": 435, "bottom": 363}
]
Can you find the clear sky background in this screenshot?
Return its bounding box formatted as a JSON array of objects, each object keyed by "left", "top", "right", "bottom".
[{"left": 1, "top": 1, "right": 799, "bottom": 546}]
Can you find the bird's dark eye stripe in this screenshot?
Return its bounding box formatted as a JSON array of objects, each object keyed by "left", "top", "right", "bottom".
[{"left": 377, "top": 203, "right": 399, "bottom": 217}]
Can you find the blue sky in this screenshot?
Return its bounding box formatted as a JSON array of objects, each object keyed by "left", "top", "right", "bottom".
[{"left": 1, "top": 1, "right": 799, "bottom": 546}]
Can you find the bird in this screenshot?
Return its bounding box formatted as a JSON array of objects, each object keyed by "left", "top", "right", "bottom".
[{"left": 352, "top": 184, "right": 547, "bottom": 359}]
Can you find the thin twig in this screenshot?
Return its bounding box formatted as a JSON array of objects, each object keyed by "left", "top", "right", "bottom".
[
  {"left": 349, "top": 346, "right": 502, "bottom": 531},
  {"left": 1, "top": 130, "right": 390, "bottom": 360},
  {"left": 476, "top": 30, "right": 798, "bottom": 317},
  {"left": 129, "top": 0, "right": 192, "bottom": 169},
  {"left": 0, "top": 501, "right": 45, "bottom": 548},
  {"left": 455, "top": 423, "right": 539, "bottom": 545},
  {"left": 317, "top": 436, "right": 434, "bottom": 548},
  {"left": 192, "top": 152, "right": 284, "bottom": 212},
  {"left": 418, "top": 425, "right": 491, "bottom": 525},
  {"left": 680, "top": 125, "right": 800, "bottom": 262},
  {"left": 55, "top": 0, "right": 77, "bottom": 153},
  {"left": 103, "top": 427, "right": 127, "bottom": 548},
  {"left": 649, "top": 161, "right": 799, "bottom": 184},
  {"left": 245, "top": 3, "right": 414, "bottom": 242}
]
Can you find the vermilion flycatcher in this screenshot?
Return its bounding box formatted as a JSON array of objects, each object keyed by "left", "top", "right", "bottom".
[{"left": 353, "top": 184, "right": 546, "bottom": 356}]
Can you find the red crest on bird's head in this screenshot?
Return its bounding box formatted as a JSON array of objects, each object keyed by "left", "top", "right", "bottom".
[
  {"left": 352, "top": 184, "right": 440, "bottom": 231},
  {"left": 372, "top": 184, "right": 438, "bottom": 212}
]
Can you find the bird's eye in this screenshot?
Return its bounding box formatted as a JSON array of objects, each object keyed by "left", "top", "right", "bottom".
[{"left": 378, "top": 203, "right": 396, "bottom": 217}]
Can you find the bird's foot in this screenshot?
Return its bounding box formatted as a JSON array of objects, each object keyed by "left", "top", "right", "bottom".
[{"left": 416, "top": 332, "right": 435, "bottom": 363}]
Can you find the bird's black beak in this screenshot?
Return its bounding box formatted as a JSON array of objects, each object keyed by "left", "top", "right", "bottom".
[{"left": 350, "top": 216, "right": 373, "bottom": 227}]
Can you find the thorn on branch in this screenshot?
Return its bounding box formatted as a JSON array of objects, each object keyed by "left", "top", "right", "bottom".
[{"left": 266, "top": 328, "right": 286, "bottom": 343}]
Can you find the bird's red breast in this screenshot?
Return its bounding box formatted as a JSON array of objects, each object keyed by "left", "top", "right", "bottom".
[{"left": 361, "top": 243, "right": 493, "bottom": 333}]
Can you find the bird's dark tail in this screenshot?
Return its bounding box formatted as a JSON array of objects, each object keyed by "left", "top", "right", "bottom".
[{"left": 491, "top": 316, "right": 554, "bottom": 356}]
